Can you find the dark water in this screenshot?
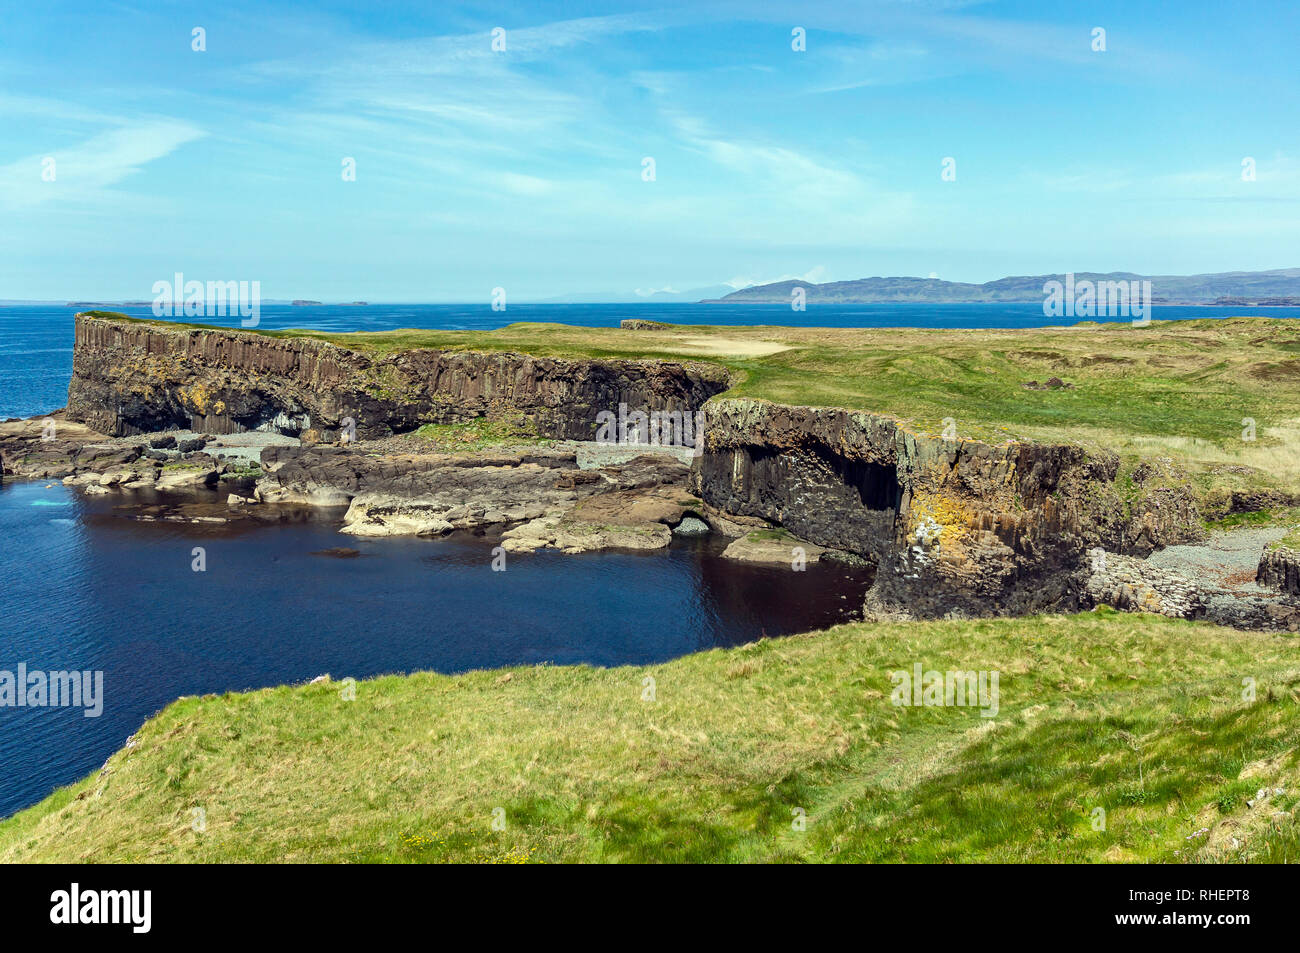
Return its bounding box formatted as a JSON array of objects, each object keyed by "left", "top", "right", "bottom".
[
  {"left": 0, "top": 481, "right": 871, "bottom": 818},
  {"left": 3, "top": 302, "right": 1298, "bottom": 419}
]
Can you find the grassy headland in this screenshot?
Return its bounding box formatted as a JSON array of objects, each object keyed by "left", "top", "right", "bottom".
[
  {"left": 1, "top": 611, "right": 1297, "bottom": 862},
  {"left": 85, "top": 310, "right": 1300, "bottom": 519}
]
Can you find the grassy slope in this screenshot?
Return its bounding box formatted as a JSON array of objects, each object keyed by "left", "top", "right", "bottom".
[
  {"left": 3, "top": 611, "right": 1298, "bottom": 863},
  {"left": 88, "top": 312, "right": 1300, "bottom": 497}
]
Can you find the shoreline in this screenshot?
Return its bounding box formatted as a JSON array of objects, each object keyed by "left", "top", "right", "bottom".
[
  {"left": 4, "top": 406, "right": 1298, "bottom": 632},
  {"left": 7, "top": 310, "right": 1300, "bottom": 628}
]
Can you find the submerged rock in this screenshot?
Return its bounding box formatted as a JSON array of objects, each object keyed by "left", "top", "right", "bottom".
[{"left": 721, "top": 531, "right": 824, "bottom": 566}]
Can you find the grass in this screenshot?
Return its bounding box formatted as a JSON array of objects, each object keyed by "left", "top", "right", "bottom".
[
  {"left": 3, "top": 610, "right": 1299, "bottom": 863},
  {"left": 218, "top": 465, "right": 262, "bottom": 481},
  {"left": 409, "top": 414, "right": 551, "bottom": 453},
  {"left": 1273, "top": 527, "right": 1300, "bottom": 550},
  {"left": 745, "top": 528, "right": 795, "bottom": 542}
]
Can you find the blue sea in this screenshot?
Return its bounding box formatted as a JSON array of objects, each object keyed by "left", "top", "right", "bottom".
[{"left": 1, "top": 300, "right": 1295, "bottom": 819}]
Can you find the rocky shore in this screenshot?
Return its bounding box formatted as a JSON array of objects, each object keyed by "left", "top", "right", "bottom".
[
  {"left": 7, "top": 310, "right": 1297, "bottom": 631},
  {"left": 0, "top": 415, "right": 728, "bottom": 554},
  {"left": 1081, "top": 530, "right": 1300, "bottom": 630}
]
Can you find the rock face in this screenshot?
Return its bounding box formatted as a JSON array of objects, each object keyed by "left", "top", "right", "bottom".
[
  {"left": 691, "top": 398, "right": 1205, "bottom": 618},
  {"left": 1258, "top": 546, "right": 1300, "bottom": 595},
  {"left": 67, "top": 313, "right": 730, "bottom": 441}
]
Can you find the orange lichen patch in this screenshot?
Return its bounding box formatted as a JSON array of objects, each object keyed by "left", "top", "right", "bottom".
[
  {"left": 907, "top": 489, "right": 975, "bottom": 543},
  {"left": 179, "top": 383, "right": 214, "bottom": 414}
]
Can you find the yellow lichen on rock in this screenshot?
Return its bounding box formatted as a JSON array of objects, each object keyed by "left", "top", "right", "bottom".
[
  {"left": 180, "top": 382, "right": 212, "bottom": 414},
  {"left": 906, "top": 488, "right": 971, "bottom": 545}
]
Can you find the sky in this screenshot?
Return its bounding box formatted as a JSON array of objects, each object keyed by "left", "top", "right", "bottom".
[{"left": 2, "top": 0, "right": 1298, "bottom": 301}]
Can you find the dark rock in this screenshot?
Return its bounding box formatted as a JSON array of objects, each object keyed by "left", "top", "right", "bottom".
[
  {"left": 1258, "top": 546, "right": 1300, "bottom": 595},
  {"left": 1023, "top": 377, "right": 1075, "bottom": 390},
  {"left": 692, "top": 398, "right": 1204, "bottom": 619},
  {"left": 555, "top": 470, "right": 603, "bottom": 489},
  {"left": 619, "top": 319, "right": 670, "bottom": 330},
  {"left": 67, "top": 313, "right": 730, "bottom": 440},
  {"left": 149, "top": 435, "right": 177, "bottom": 449}
]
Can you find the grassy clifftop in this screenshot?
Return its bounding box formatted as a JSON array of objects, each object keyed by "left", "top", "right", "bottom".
[
  {"left": 83, "top": 310, "right": 1300, "bottom": 508},
  {"left": 2, "top": 610, "right": 1298, "bottom": 863}
]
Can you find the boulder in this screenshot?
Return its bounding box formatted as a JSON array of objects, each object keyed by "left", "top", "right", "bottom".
[{"left": 154, "top": 467, "right": 218, "bottom": 491}]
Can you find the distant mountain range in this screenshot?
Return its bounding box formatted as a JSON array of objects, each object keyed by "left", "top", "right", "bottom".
[
  {"left": 705, "top": 269, "right": 1300, "bottom": 304},
  {"left": 8, "top": 270, "right": 1300, "bottom": 308}
]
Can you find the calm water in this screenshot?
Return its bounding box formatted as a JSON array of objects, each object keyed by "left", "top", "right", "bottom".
[
  {"left": 1, "top": 300, "right": 1295, "bottom": 818},
  {"left": 0, "top": 481, "right": 871, "bottom": 817}
]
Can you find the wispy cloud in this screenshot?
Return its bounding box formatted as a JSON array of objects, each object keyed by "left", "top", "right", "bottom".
[
  {"left": 726, "top": 265, "right": 833, "bottom": 289},
  {"left": 0, "top": 120, "right": 205, "bottom": 208}
]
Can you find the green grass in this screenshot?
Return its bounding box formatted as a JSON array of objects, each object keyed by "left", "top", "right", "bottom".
[
  {"left": 1273, "top": 527, "right": 1300, "bottom": 550},
  {"left": 745, "top": 528, "right": 795, "bottom": 542},
  {"left": 3, "top": 610, "right": 1298, "bottom": 863},
  {"left": 218, "top": 465, "right": 262, "bottom": 481},
  {"left": 410, "top": 414, "right": 551, "bottom": 452},
  {"left": 1207, "top": 507, "right": 1300, "bottom": 532}
]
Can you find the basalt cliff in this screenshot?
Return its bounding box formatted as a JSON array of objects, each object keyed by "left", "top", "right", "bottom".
[
  {"left": 67, "top": 313, "right": 728, "bottom": 441},
  {"left": 691, "top": 399, "right": 1206, "bottom": 618},
  {"left": 15, "top": 312, "right": 1291, "bottom": 628}
]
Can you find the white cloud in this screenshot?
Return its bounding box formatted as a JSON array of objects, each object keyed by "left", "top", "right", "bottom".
[
  {"left": 0, "top": 120, "right": 205, "bottom": 208},
  {"left": 726, "top": 265, "right": 832, "bottom": 289}
]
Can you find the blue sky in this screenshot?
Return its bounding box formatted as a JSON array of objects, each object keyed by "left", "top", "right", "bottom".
[{"left": 2, "top": 0, "right": 1298, "bottom": 301}]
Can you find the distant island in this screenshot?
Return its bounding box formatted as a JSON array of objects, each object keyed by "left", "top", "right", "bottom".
[
  {"left": 1213, "top": 295, "right": 1300, "bottom": 306},
  {"left": 706, "top": 268, "right": 1300, "bottom": 304},
  {"left": 66, "top": 301, "right": 153, "bottom": 307}
]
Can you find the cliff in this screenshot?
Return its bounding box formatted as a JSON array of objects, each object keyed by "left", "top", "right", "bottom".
[
  {"left": 67, "top": 313, "right": 730, "bottom": 440},
  {"left": 61, "top": 312, "right": 1220, "bottom": 620},
  {"left": 691, "top": 399, "right": 1204, "bottom": 617}
]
